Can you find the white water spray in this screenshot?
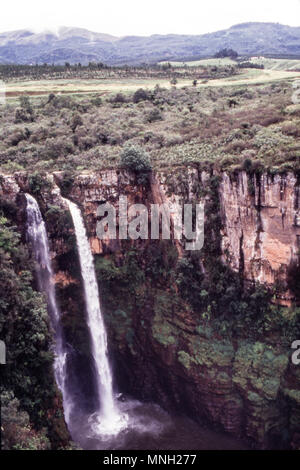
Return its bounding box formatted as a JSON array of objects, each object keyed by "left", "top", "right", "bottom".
[
  {"left": 64, "top": 198, "right": 127, "bottom": 435},
  {"left": 25, "top": 194, "right": 72, "bottom": 423}
]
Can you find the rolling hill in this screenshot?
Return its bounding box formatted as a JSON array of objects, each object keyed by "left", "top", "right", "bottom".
[{"left": 0, "top": 22, "right": 300, "bottom": 65}]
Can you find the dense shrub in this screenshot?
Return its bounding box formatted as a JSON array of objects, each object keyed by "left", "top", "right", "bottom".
[
  {"left": 146, "top": 108, "right": 163, "bottom": 123},
  {"left": 133, "top": 88, "right": 151, "bottom": 103},
  {"left": 120, "top": 145, "right": 152, "bottom": 184},
  {"left": 29, "top": 126, "right": 49, "bottom": 143},
  {"left": 110, "top": 93, "right": 127, "bottom": 104},
  {"left": 14, "top": 96, "right": 35, "bottom": 123},
  {"left": 41, "top": 137, "right": 74, "bottom": 159},
  {"left": 214, "top": 48, "right": 238, "bottom": 59},
  {"left": 91, "top": 96, "right": 102, "bottom": 106},
  {"left": 1, "top": 391, "right": 50, "bottom": 450},
  {"left": 59, "top": 170, "right": 75, "bottom": 197},
  {"left": 6, "top": 129, "right": 28, "bottom": 146},
  {"left": 70, "top": 113, "right": 83, "bottom": 132},
  {"left": 15, "top": 108, "right": 34, "bottom": 123},
  {"left": 28, "top": 172, "right": 52, "bottom": 194},
  {"left": 0, "top": 77, "right": 299, "bottom": 174}
]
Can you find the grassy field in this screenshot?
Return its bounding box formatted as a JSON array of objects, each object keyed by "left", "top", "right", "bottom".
[
  {"left": 4, "top": 78, "right": 199, "bottom": 103},
  {"left": 159, "top": 58, "right": 237, "bottom": 67},
  {"left": 161, "top": 57, "right": 300, "bottom": 71},
  {"left": 200, "top": 68, "right": 300, "bottom": 86},
  {"left": 248, "top": 57, "right": 300, "bottom": 71},
  {"left": 3, "top": 68, "right": 300, "bottom": 102}
]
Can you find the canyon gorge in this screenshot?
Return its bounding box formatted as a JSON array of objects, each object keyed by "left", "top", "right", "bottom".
[{"left": 1, "top": 167, "right": 299, "bottom": 450}]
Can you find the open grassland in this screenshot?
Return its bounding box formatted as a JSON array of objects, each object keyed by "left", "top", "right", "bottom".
[
  {"left": 4, "top": 78, "right": 194, "bottom": 99},
  {"left": 3, "top": 68, "right": 300, "bottom": 102},
  {"left": 200, "top": 69, "right": 300, "bottom": 86},
  {"left": 161, "top": 57, "right": 300, "bottom": 71},
  {"left": 159, "top": 58, "right": 237, "bottom": 67},
  {"left": 248, "top": 57, "right": 300, "bottom": 71}
]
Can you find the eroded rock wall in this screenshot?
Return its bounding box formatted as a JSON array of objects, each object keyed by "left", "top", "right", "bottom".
[
  {"left": 220, "top": 172, "right": 300, "bottom": 304},
  {"left": 1, "top": 169, "right": 299, "bottom": 449}
]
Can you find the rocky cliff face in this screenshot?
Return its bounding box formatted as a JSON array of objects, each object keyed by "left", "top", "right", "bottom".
[
  {"left": 1, "top": 169, "right": 299, "bottom": 449},
  {"left": 220, "top": 172, "right": 300, "bottom": 305}
]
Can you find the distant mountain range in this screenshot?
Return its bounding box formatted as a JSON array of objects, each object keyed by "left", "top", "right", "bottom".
[{"left": 0, "top": 22, "right": 300, "bottom": 65}]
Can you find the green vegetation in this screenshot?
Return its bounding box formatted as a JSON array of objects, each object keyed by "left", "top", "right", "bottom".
[
  {"left": 94, "top": 250, "right": 147, "bottom": 353},
  {"left": 93, "top": 229, "right": 300, "bottom": 353},
  {"left": 1, "top": 75, "right": 299, "bottom": 175},
  {"left": 178, "top": 350, "right": 194, "bottom": 369},
  {"left": 152, "top": 315, "right": 177, "bottom": 347},
  {"left": 28, "top": 171, "right": 53, "bottom": 195},
  {"left": 0, "top": 62, "right": 238, "bottom": 83},
  {"left": 0, "top": 202, "right": 68, "bottom": 449},
  {"left": 1, "top": 391, "right": 51, "bottom": 450},
  {"left": 160, "top": 58, "right": 237, "bottom": 67},
  {"left": 120, "top": 145, "right": 152, "bottom": 185},
  {"left": 214, "top": 48, "right": 238, "bottom": 59}
]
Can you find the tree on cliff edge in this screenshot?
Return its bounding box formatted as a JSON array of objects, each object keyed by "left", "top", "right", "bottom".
[{"left": 120, "top": 145, "right": 152, "bottom": 185}]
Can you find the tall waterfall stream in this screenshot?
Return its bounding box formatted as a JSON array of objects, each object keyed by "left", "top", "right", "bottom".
[
  {"left": 25, "top": 194, "right": 72, "bottom": 423},
  {"left": 64, "top": 198, "right": 128, "bottom": 435},
  {"left": 26, "top": 193, "right": 247, "bottom": 450}
]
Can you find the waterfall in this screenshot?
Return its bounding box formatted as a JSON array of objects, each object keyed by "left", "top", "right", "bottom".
[
  {"left": 64, "top": 198, "right": 127, "bottom": 435},
  {"left": 25, "top": 194, "right": 72, "bottom": 423}
]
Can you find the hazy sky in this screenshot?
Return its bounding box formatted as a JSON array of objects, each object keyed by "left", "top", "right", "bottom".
[{"left": 1, "top": 0, "right": 300, "bottom": 36}]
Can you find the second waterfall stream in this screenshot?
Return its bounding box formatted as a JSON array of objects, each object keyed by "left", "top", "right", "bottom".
[
  {"left": 64, "top": 198, "right": 128, "bottom": 435},
  {"left": 25, "top": 194, "right": 73, "bottom": 423}
]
